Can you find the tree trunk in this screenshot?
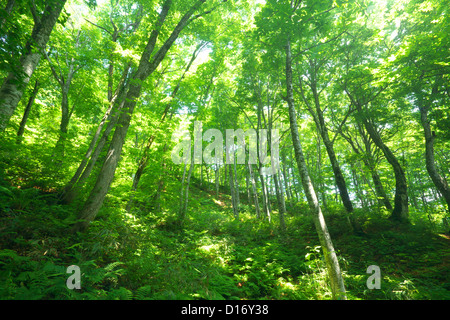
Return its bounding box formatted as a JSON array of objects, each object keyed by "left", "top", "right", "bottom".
[
  {"left": 228, "top": 163, "right": 239, "bottom": 219},
  {"left": 16, "top": 80, "right": 39, "bottom": 141},
  {"left": 418, "top": 85, "right": 450, "bottom": 213},
  {"left": 259, "top": 173, "right": 271, "bottom": 221},
  {"left": 273, "top": 172, "right": 287, "bottom": 231},
  {"left": 351, "top": 166, "right": 365, "bottom": 208},
  {"left": 368, "top": 156, "right": 392, "bottom": 210},
  {"left": 363, "top": 118, "right": 409, "bottom": 223},
  {"left": 53, "top": 86, "right": 71, "bottom": 159},
  {"left": 281, "top": 153, "right": 293, "bottom": 210},
  {"left": 233, "top": 155, "right": 240, "bottom": 211},
  {"left": 285, "top": 35, "right": 346, "bottom": 300},
  {"left": 0, "top": 0, "right": 67, "bottom": 131},
  {"left": 246, "top": 170, "right": 251, "bottom": 203},
  {"left": 179, "top": 150, "right": 194, "bottom": 225},
  {"left": 179, "top": 157, "right": 188, "bottom": 218},
  {"left": 215, "top": 163, "right": 220, "bottom": 197},
  {"left": 248, "top": 164, "right": 261, "bottom": 218}
]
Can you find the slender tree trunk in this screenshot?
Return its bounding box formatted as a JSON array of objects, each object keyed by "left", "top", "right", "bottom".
[
  {"left": 363, "top": 118, "right": 409, "bottom": 223},
  {"left": 228, "top": 163, "right": 239, "bottom": 219},
  {"left": 265, "top": 176, "right": 272, "bottom": 212},
  {"left": 406, "top": 165, "right": 419, "bottom": 210},
  {"left": 249, "top": 163, "right": 261, "bottom": 218},
  {"left": 314, "top": 133, "right": 329, "bottom": 212},
  {"left": 53, "top": 86, "right": 71, "bottom": 158},
  {"left": 200, "top": 164, "right": 203, "bottom": 187},
  {"left": 155, "top": 157, "right": 166, "bottom": 213},
  {"left": 259, "top": 173, "right": 271, "bottom": 221},
  {"left": 351, "top": 166, "right": 365, "bottom": 208},
  {"left": 285, "top": 35, "right": 346, "bottom": 300},
  {"left": 233, "top": 155, "right": 240, "bottom": 211},
  {"left": 215, "top": 163, "right": 220, "bottom": 197},
  {"left": 16, "top": 80, "right": 39, "bottom": 141},
  {"left": 358, "top": 164, "right": 376, "bottom": 207},
  {"left": 222, "top": 165, "right": 228, "bottom": 186},
  {"left": 0, "top": 0, "right": 67, "bottom": 131},
  {"left": 179, "top": 157, "right": 188, "bottom": 219},
  {"left": 246, "top": 170, "right": 251, "bottom": 203},
  {"left": 273, "top": 172, "right": 287, "bottom": 231},
  {"left": 179, "top": 150, "right": 194, "bottom": 225},
  {"left": 44, "top": 30, "right": 81, "bottom": 160},
  {"left": 418, "top": 86, "right": 450, "bottom": 213},
  {"left": 281, "top": 153, "right": 293, "bottom": 210},
  {"left": 359, "top": 125, "right": 393, "bottom": 211}
]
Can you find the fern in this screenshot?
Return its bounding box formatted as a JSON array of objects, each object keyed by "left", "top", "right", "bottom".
[
  {"left": 107, "top": 287, "right": 133, "bottom": 300},
  {"left": 135, "top": 285, "right": 154, "bottom": 300}
]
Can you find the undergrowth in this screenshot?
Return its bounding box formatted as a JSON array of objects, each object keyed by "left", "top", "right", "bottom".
[{"left": 0, "top": 178, "right": 449, "bottom": 300}]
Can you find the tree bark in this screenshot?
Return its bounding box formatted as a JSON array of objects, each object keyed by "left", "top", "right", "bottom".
[
  {"left": 285, "top": 35, "right": 346, "bottom": 300},
  {"left": 0, "top": 0, "right": 67, "bottom": 131}
]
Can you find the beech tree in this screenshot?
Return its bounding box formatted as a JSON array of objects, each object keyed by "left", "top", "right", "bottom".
[{"left": 0, "top": 0, "right": 68, "bottom": 131}]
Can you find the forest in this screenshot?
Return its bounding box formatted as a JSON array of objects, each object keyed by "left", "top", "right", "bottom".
[{"left": 0, "top": 0, "right": 449, "bottom": 302}]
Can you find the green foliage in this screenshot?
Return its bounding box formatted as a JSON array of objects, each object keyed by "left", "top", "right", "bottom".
[{"left": 0, "top": 0, "right": 449, "bottom": 302}]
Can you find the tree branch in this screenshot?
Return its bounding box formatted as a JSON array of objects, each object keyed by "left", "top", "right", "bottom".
[
  {"left": 42, "top": 49, "right": 63, "bottom": 86},
  {"left": 84, "top": 18, "right": 112, "bottom": 35}
]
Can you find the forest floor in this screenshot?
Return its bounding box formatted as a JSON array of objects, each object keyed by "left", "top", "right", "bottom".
[{"left": 0, "top": 178, "right": 449, "bottom": 300}]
